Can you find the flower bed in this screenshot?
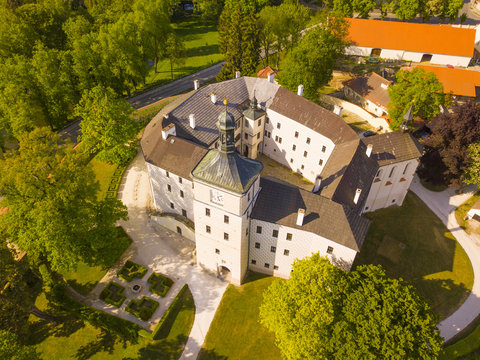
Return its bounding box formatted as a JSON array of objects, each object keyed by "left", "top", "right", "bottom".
[
  {"left": 148, "top": 272, "right": 174, "bottom": 297},
  {"left": 99, "top": 281, "right": 126, "bottom": 307},
  {"left": 125, "top": 296, "right": 159, "bottom": 321},
  {"left": 117, "top": 260, "right": 147, "bottom": 282}
]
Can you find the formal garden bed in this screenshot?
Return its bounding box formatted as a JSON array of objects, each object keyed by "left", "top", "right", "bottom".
[
  {"left": 148, "top": 272, "right": 174, "bottom": 297},
  {"left": 118, "top": 260, "right": 147, "bottom": 282},
  {"left": 100, "top": 281, "right": 126, "bottom": 307},
  {"left": 126, "top": 297, "right": 159, "bottom": 321}
]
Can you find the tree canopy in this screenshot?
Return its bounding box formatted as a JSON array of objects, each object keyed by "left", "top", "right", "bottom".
[
  {"left": 277, "top": 15, "right": 348, "bottom": 100},
  {"left": 387, "top": 67, "right": 448, "bottom": 130},
  {"left": 419, "top": 101, "right": 480, "bottom": 186},
  {"left": 260, "top": 254, "right": 442, "bottom": 360},
  {"left": 464, "top": 141, "right": 480, "bottom": 186},
  {"left": 0, "top": 330, "right": 40, "bottom": 360},
  {"left": 0, "top": 127, "right": 128, "bottom": 274}
]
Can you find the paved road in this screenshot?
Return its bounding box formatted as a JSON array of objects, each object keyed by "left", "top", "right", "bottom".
[
  {"left": 410, "top": 176, "right": 480, "bottom": 342},
  {"left": 128, "top": 62, "right": 225, "bottom": 109}
]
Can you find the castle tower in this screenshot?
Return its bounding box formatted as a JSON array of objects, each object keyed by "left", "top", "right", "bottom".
[
  {"left": 191, "top": 99, "right": 263, "bottom": 285},
  {"left": 242, "top": 95, "right": 266, "bottom": 159}
]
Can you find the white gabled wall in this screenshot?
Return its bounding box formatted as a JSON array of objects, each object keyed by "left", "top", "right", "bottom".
[
  {"left": 262, "top": 109, "right": 335, "bottom": 182},
  {"left": 363, "top": 159, "right": 418, "bottom": 213},
  {"left": 146, "top": 162, "right": 195, "bottom": 221},
  {"left": 248, "top": 219, "right": 358, "bottom": 278}
]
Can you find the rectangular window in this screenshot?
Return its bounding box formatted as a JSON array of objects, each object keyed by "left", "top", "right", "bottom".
[
  {"left": 245, "top": 120, "right": 249, "bottom": 128},
  {"left": 272, "top": 229, "right": 278, "bottom": 238},
  {"left": 277, "top": 123, "right": 281, "bottom": 129},
  {"left": 244, "top": 133, "right": 248, "bottom": 140},
  {"left": 192, "top": 183, "right": 194, "bottom": 189},
  {"left": 290, "top": 158, "right": 293, "bottom": 163},
  {"left": 327, "top": 246, "right": 333, "bottom": 254},
  {"left": 170, "top": 202, "right": 174, "bottom": 209},
  {"left": 178, "top": 177, "right": 182, "bottom": 184},
  {"left": 295, "top": 131, "right": 299, "bottom": 138},
  {"left": 255, "top": 242, "right": 260, "bottom": 249},
  {"left": 319, "top": 159, "right": 323, "bottom": 166},
  {"left": 180, "top": 190, "right": 184, "bottom": 198},
  {"left": 268, "top": 132, "right": 271, "bottom": 138},
  {"left": 256, "top": 226, "right": 262, "bottom": 234},
  {"left": 215, "top": 248, "right": 220, "bottom": 254},
  {"left": 264, "top": 263, "right": 270, "bottom": 269},
  {"left": 206, "top": 225, "right": 211, "bottom": 233},
  {"left": 167, "top": 184, "right": 171, "bottom": 192},
  {"left": 270, "top": 246, "right": 276, "bottom": 253},
  {"left": 258, "top": 119, "right": 262, "bottom": 126},
  {"left": 205, "top": 208, "right": 210, "bottom": 216},
  {"left": 264, "top": 130, "right": 268, "bottom": 136},
  {"left": 286, "top": 233, "right": 292, "bottom": 240},
  {"left": 224, "top": 215, "right": 229, "bottom": 224},
  {"left": 257, "top": 133, "right": 260, "bottom": 139},
  {"left": 284, "top": 249, "right": 290, "bottom": 256},
  {"left": 266, "top": 118, "right": 269, "bottom": 124},
  {"left": 166, "top": 171, "right": 169, "bottom": 177},
  {"left": 273, "top": 265, "right": 279, "bottom": 270},
  {"left": 292, "top": 144, "right": 296, "bottom": 151},
  {"left": 322, "top": 145, "right": 326, "bottom": 152},
  {"left": 275, "top": 135, "right": 279, "bottom": 142},
  {"left": 224, "top": 232, "right": 229, "bottom": 241},
  {"left": 251, "top": 259, "right": 256, "bottom": 265},
  {"left": 303, "top": 151, "right": 308, "bottom": 157},
  {"left": 246, "top": 227, "right": 248, "bottom": 235},
  {"left": 279, "top": 137, "right": 282, "bottom": 144},
  {"left": 182, "top": 209, "right": 187, "bottom": 217},
  {"left": 301, "top": 165, "right": 304, "bottom": 170},
  {"left": 306, "top": 137, "right": 311, "bottom": 144}
]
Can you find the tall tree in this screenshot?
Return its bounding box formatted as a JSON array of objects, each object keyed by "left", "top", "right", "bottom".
[
  {"left": 0, "top": 127, "right": 128, "bottom": 276},
  {"left": 387, "top": 67, "right": 448, "bottom": 130},
  {"left": 0, "top": 330, "right": 40, "bottom": 360},
  {"left": 464, "top": 141, "right": 480, "bottom": 186},
  {"left": 260, "top": 254, "right": 442, "bottom": 360},
  {"left": 419, "top": 101, "right": 480, "bottom": 186},
  {"left": 165, "top": 33, "right": 185, "bottom": 80},
  {"left": 193, "top": 0, "right": 225, "bottom": 21},
  {"left": 277, "top": 15, "right": 348, "bottom": 100},
  {"left": 75, "top": 86, "right": 139, "bottom": 164}
]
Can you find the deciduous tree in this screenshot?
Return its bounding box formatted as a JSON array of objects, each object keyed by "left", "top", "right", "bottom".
[
  {"left": 260, "top": 254, "right": 442, "bottom": 360},
  {"left": 464, "top": 141, "right": 480, "bottom": 186},
  {"left": 0, "top": 127, "right": 128, "bottom": 277},
  {"left": 387, "top": 67, "right": 448, "bottom": 130},
  {"left": 165, "top": 33, "right": 185, "bottom": 80},
  {"left": 75, "top": 86, "right": 139, "bottom": 164},
  {"left": 0, "top": 330, "right": 40, "bottom": 360}
]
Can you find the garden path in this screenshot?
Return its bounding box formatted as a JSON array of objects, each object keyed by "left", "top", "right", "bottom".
[{"left": 411, "top": 176, "right": 480, "bottom": 341}]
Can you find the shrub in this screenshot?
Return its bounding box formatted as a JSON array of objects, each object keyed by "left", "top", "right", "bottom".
[
  {"left": 99, "top": 281, "right": 126, "bottom": 307},
  {"left": 126, "top": 297, "right": 159, "bottom": 321},
  {"left": 118, "top": 260, "right": 147, "bottom": 282},
  {"left": 148, "top": 272, "right": 174, "bottom": 297}
]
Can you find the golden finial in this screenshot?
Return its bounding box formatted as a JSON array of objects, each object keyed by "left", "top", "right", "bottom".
[{"left": 223, "top": 97, "right": 228, "bottom": 106}]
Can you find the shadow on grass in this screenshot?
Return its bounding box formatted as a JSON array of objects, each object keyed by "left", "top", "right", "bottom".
[
  {"left": 26, "top": 317, "right": 85, "bottom": 346},
  {"left": 76, "top": 331, "right": 117, "bottom": 360},
  {"left": 197, "top": 348, "right": 229, "bottom": 360},
  {"left": 185, "top": 44, "right": 220, "bottom": 58},
  {"left": 137, "top": 335, "right": 188, "bottom": 360},
  {"left": 242, "top": 271, "right": 272, "bottom": 285},
  {"left": 66, "top": 279, "right": 98, "bottom": 296}
]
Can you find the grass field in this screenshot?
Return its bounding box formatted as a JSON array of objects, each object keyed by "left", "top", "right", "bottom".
[
  {"left": 138, "top": 16, "right": 223, "bottom": 93},
  {"left": 354, "top": 192, "right": 474, "bottom": 319},
  {"left": 29, "top": 287, "right": 195, "bottom": 359},
  {"left": 198, "top": 272, "right": 283, "bottom": 360}
]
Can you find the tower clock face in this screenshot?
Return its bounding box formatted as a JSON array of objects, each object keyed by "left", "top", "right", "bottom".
[{"left": 210, "top": 189, "right": 224, "bottom": 205}]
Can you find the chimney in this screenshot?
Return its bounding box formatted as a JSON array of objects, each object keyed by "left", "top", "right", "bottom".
[
  {"left": 333, "top": 105, "right": 343, "bottom": 117},
  {"left": 193, "top": 80, "right": 200, "bottom": 90},
  {"left": 235, "top": 71, "right": 241, "bottom": 79},
  {"left": 354, "top": 188, "right": 362, "bottom": 204},
  {"left": 297, "top": 85, "right": 304, "bottom": 97},
  {"left": 189, "top": 114, "right": 196, "bottom": 129},
  {"left": 161, "top": 123, "right": 176, "bottom": 140},
  {"left": 267, "top": 71, "right": 274, "bottom": 83},
  {"left": 313, "top": 177, "right": 322, "bottom": 193},
  {"left": 211, "top": 93, "right": 217, "bottom": 104},
  {"left": 296, "top": 208, "right": 305, "bottom": 226},
  {"left": 366, "top": 144, "right": 373, "bottom": 157}
]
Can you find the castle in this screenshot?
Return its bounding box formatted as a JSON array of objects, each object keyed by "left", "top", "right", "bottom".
[{"left": 141, "top": 76, "right": 422, "bottom": 285}]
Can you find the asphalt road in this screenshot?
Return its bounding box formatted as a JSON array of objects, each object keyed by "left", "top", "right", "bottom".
[
  {"left": 128, "top": 62, "right": 225, "bottom": 109},
  {"left": 59, "top": 61, "right": 225, "bottom": 143}
]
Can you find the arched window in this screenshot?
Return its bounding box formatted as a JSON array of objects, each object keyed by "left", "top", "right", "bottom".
[
  {"left": 403, "top": 163, "right": 409, "bottom": 175},
  {"left": 389, "top": 166, "right": 396, "bottom": 178}
]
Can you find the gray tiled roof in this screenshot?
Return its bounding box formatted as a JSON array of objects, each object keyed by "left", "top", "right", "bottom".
[
  {"left": 252, "top": 177, "right": 370, "bottom": 251},
  {"left": 191, "top": 150, "right": 263, "bottom": 194},
  {"left": 361, "top": 131, "right": 423, "bottom": 167},
  {"left": 269, "top": 87, "right": 359, "bottom": 144}
]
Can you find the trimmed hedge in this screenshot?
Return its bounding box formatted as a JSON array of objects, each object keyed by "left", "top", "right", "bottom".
[
  {"left": 139, "top": 284, "right": 188, "bottom": 340},
  {"left": 118, "top": 260, "right": 147, "bottom": 282},
  {"left": 125, "top": 296, "right": 159, "bottom": 321},
  {"left": 105, "top": 165, "right": 127, "bottom": 199},
  {"left": 99, "top": 281, "right": 126, "bottom": 307},
  {"left": 148, "top": 272, "right": 174, "bottom": 297}
]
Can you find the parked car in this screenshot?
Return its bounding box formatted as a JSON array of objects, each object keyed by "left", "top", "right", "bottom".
[{"left": 363, "top": 130, "right": 376, "bottom": 137}]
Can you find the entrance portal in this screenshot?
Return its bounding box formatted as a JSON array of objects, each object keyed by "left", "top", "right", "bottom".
[{"left": 219, "top": 265, "right": 232, "bottom": 282}]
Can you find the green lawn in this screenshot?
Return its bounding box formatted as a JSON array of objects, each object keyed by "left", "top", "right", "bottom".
[
  {"left": 62, "top": 227, "right": 132, "bottom": 295},
  {"left": 198, "top": 272, "right": 283, "bottom": 360},
  {"left": 29, "top": 287, "right": 195, "bottom": 359},
  {"left": 89, "top": 157, "right": 119, "bottom": 201},
  {"left": 455, "top": 191, "right": 480, "bottom": 234},
  {"left": 354, "top": 191, "right": 474, "bottom": 319},
  {"left": 138, "top": 16, "right": 223, "bottom": 93}
]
